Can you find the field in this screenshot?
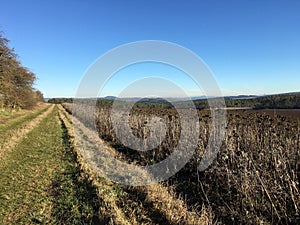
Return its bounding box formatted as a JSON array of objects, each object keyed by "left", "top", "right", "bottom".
[{"left": 0, "top": 103, "right": 299, "bottom": 224}]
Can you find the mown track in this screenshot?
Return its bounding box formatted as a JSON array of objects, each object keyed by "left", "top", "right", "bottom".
[
  {"left": 0, "top": 104, "right": 52, "bottom": 159},
  {"left": 0, "top": 106, "right": 101, "bottom": 224}
]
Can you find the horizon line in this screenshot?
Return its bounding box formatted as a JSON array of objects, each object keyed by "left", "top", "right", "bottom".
[{"left": 44, "top": 91, "right": 300, "bottom": 99}]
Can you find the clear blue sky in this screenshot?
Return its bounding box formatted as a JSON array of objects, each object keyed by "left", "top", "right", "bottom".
[{"left": 0, "top": 0, "right": 299, "bottom": 97}]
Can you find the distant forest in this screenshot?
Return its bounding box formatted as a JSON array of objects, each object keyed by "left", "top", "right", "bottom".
[
  {"left": 194, "top": 92, "right": 300, "bottom": 109},
  {"left": 0, "top": 32, "right": 43, "bottom": 110},
  {"left": 48, "top": 92, "right": 300, "bottom": 109}
]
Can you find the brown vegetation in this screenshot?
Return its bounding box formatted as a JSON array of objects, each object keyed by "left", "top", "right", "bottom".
[
  {"left": 63, "top": 102, "right": 299, "bottom": 224},
  {"left": 60, "top": 104, "right": 213, "bottom": 224}
]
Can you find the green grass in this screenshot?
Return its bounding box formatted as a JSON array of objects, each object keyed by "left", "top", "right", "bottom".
[
  {"left": 0, "top": 111, "right": 13, "bottom": 116},
  {"left": 0, "top": 105, "right": 50, "bottom": 150},
  {"left": 0, "top": 107, "right": 39, "bottom": 126},
  {"left": 0, "top": 106, "right": 100, "bottom": 224},
  {"left": 0, "top": 109, "right": 24, "bottom": 118},
  {"left": 0, "top": 105, "right": 49, "bottom": 132}
]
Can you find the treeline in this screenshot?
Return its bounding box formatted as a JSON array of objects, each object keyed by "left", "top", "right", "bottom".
[
  {"left": 48, "top": 98, "right": 73, "bottom": 104},
  {"left": 48, "top": 92, "right": 300, "bottom": 110},
  {"left": 253, "top": 93, "right": 300, "bottom": 109},
  {"left": 0, "top": 32, "right": 43, "bottom": 110},
  {"left": 194, "top": 93, "right": 300, "bottom": 109},
  {"left": 226, "top": 93, "right": 300, "bottom": 109}
]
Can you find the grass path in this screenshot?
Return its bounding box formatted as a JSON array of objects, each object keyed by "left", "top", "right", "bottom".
[
  {"left": 0, "top": 106, "right": 100, "bottom": 224},
  {"left": 0, "top": 104, "right": 51, "bottom": 159},
  {"left": 0, "top": 103, "right": 49, "bottom": 126}
]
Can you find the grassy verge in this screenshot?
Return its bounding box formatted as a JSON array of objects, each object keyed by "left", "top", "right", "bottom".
[
  {"left": 0, "top": 106, "right": 100, "bottom": 224},
  {"left": 0, "top": 105, "right": 50, "bottom": 145},
  {"left": 0, "top": 104, "right": 49, "bottom": 127},
  {"left": 0, "top": 105, "right": 49, "bottom": 131},
  {"left": 0, "top": 106, "right": 40, "bottom": 125},
  {"left": 0, "top": 110, "right": 27, "bottom": 124}
]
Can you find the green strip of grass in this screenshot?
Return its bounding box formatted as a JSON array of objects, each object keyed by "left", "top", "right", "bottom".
[
  {"left": 0, "top": 110, "right": 27, "bottom": 124},
  {"left": 0, "top": 106, "right": 100, "bottom": 224},
  {"left": 0, "top": 105, "right": 49, "bottom": 132},
  {"left": 0, "top": 105, "right": 50, "bottom": 148}
]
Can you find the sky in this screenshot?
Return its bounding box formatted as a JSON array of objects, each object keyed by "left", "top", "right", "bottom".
[{"left": 0, "top": 0, "right": 299, "bottom": 98}]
